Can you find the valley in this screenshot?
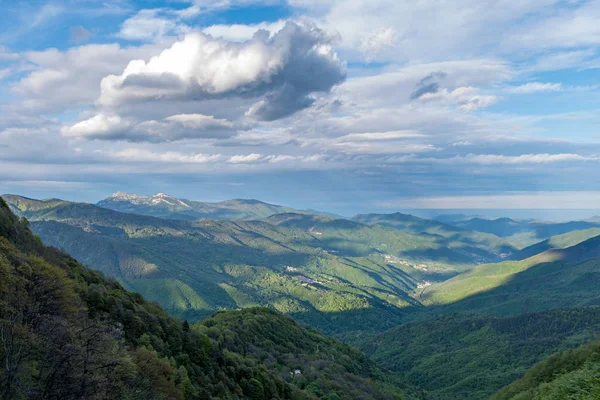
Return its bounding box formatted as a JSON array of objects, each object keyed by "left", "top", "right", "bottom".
[{"left": 3, "top": 192, "right": 600, "bottom": 399}]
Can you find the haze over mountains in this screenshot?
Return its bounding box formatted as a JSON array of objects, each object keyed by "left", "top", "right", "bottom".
[{"left": 3, "top": 191, "right": 600, "bottom": 399}]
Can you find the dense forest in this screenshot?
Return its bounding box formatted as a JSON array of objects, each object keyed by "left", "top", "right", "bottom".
[
  {"left": 355, "top": 308, "right": 600, "bottom": 399},
  {"left": 492, "top": 338, "right": 600, "bottom": 399},
  {"left": 0, "top": 197, "right": 412, "bottom": 399}
]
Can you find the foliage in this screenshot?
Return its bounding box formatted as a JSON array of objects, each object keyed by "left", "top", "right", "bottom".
[
  {"left": 493, "top": 338, "right": 600, "bottom": 400},
  {"left": 421, "top": 235, "right": 600, "bottom": 316},
  {"left": 0, "top": 197, "right": 411, "bottom": 400},
  {"left": 355, "top": 308, "right": 600, "bottom": 400},
  {"left": 4, "top": 195, "right": 508, "bottom": 334},
  {"left": 509, "top": 227, "right": 600, "bottom": 260}
]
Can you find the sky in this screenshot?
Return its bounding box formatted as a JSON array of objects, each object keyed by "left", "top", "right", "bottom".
[{"left": 1, "top": 0, "right": 600, "bottom": 216}]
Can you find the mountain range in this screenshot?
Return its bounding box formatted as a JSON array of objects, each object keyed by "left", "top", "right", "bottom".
[
  {"left": 3, "top": 192, "right": 600, "bottom": 399},
  {"left": 3, "top": 193, "right": 522, "bottom": 334},
  {"left": 440, "top": 216, "right": 600, "bottom": 248},
  {"left": 0, "top": 196, "right": 416, "bottom": 400}
]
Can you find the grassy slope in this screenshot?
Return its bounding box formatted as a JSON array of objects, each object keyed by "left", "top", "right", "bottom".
[
  {"left": 421, "top": 235, "right": 600, "bottom": 315},
  {"left": 510, "top": 228, "right": 600, "bottom": 260},
  {"left": 356, "top": 308, "right": 600, "bottom": 400},
  {"left": 0, "top": 196, "right": 413, "bottom": 400}
]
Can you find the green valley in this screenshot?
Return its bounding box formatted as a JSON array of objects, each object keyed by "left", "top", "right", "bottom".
[{"left": 0, "top": 196, "right": 414, "bottom": 400}]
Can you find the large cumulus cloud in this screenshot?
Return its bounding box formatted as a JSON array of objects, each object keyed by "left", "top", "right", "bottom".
[
  {"left": 99, "top": 21, "right": 345, "bottom": 119},
  {"left": 62, "top": 21, "right": 346, "bottom": 142}
]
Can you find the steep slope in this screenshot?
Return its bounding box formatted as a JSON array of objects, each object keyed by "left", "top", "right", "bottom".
[
  {"left": 448, "top": 216, "right": 600, "bottom": 248},
  {"left": 95, "top": 192, "right": 323, "bottom": 220},
  {"left": 5, "top": 195, "right": 430, "bottom": 334},
  {"left": 0, "top": 196, "right": 413, "bottom": 400},
  {"left": 510, "top": 228, "right": 600, "bottom": 260},
  {"left": 493, "top": 338, "right": 600, "bottom": 400},
  {"left": 356, "top": 307, "right": 600, "bottom": 400},
  {"left": 351, "top": 212, "right": 516, "bottom": 262},
  {"left": 421, "top": 235, "right": 600, "bottom": 316}
]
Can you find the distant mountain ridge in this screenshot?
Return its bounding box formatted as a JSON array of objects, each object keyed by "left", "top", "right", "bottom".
[
  {"left": 351, "top": 212, "right": 517, "bottom": 261},
  {"left": 444, "top": 216, "right": 600, "bottom": 248},
  {"left": 96, "top": 192, "right": 335, "bottom": 221}
]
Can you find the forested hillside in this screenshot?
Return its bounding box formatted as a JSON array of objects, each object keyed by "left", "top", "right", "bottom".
[
  {"left": 493, "top": 338, "right": 600, "bottom": 399},
  {"left": 356, "top": 308, "right": 600, "bottom": 400},
  {"left": 5, "top": 195, "right": 521, "bottom": 335},
  {"left": 509, "top": 227, "right": 600, "bottom": 260},
  {"left": 0, "top": 197, "right": 413, "bottom": 400},
  {"left": 421, "top": 235, "right": 600, "bottom": 316},
  {"left": 351, "top": 212, "right": 516, "bottom": 259}
]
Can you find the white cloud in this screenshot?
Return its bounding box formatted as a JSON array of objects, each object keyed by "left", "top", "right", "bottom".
[
  {"left": 339, "top": 130, "right": 424, "bottom": 141},
  {"left": 98, "top": 22, "right": 345, "bottom": 122},
  {"left": 118, "top": 9, "right": 190, "bottom": 41},
  {"left": 62, "top": 113, "right": 129, "bottom": 139},
  {"left": 62, "top": 113, "right": 242, "bottom": 142},
  {"left": 338, "top": 59, "right": 511, "bottom": 109},
  {"left": 359, "top": 27, "right": 397, "bottom": 61},
  {"left": 11, "top": 41, "right": 172, "bottom": 113},
  {"left": 113, "top": 148, "right": 223, "bottom": 163},
  {"left": 419, "top": 86, "right": 498, "bottom": 111},
  {"left": 202, "top": 20, "right": 287, "bottom": 42},
  {"left": 506, "top": 82, "right": 563, "bottom": 94},
  {"left": 228, "top": 153, "right": 263, "bottom": 163}
]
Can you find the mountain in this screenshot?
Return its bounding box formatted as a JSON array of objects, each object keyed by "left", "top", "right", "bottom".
[
  {"left": 351, "top": 212, "right": 517, "bottom": 262},
  {"left": 421, "top": 234, "right": 600, "bottom": 316},
  {"left": 510, "top": 228, "right": 600, "bottom": 260},
  {"left": 431, "top": 214, "right": 484, "bottom": 224},
  {"left": 267, "top": 213, "right": 511, "bottom": 277},
  {"left": 96, "top": 192, "right": 327, "bottom": 221},
  {"left": 5, "top": 195, "right": 441, "bottom": 334},
  {"left": 6, "top": 195, "right": 531, "bottom": 335},
  {"left": 356, "top": 307, "right": 600, "bottom": 400},
  {"left": 446, "top": 216, "right": 600, "bottom": 248},
  {"left": 0, "top": 196, "right": 414, "bottom": 400},
  {"left": 492, "top": 337, "right": 600, "bottom": 399}
]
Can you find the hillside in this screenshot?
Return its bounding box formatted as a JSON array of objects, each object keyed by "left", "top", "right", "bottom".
[
  {"left": 509, "top": 228, "right": 600, "bottom": 260},
  {"left": 351, "top": 212, "right": 516, "bottom": 261},
  {"left": 267, "top": 213, "right": 507, "bottom": 276},
  {"left": 95, "top": 192, "right": 324, "bottom": 221},
  {"left": 421, "top": 235, "right": 600, "bottom": 316},
  {"left": 6, "top": 195, "right": 533, "bottom": 334},
  {"left": 5, "top": 195, "right": 440, "bottom": 334},
  {"left": 356, "top": 307, "right": 600, "bottom": 400},
  {"left": 446, "top": 217, "right": 600, "bottom": 248},
  {"left": 0, "top": 196, "right": 413, "bottom": 400},
  {"left": 492, "top": 338, "right": 600, "bottom": 400}
]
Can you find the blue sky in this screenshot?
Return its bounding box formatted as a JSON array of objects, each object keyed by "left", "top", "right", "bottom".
[{"left": 1, "top": 0, "right": 600, "bottom": 217}]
